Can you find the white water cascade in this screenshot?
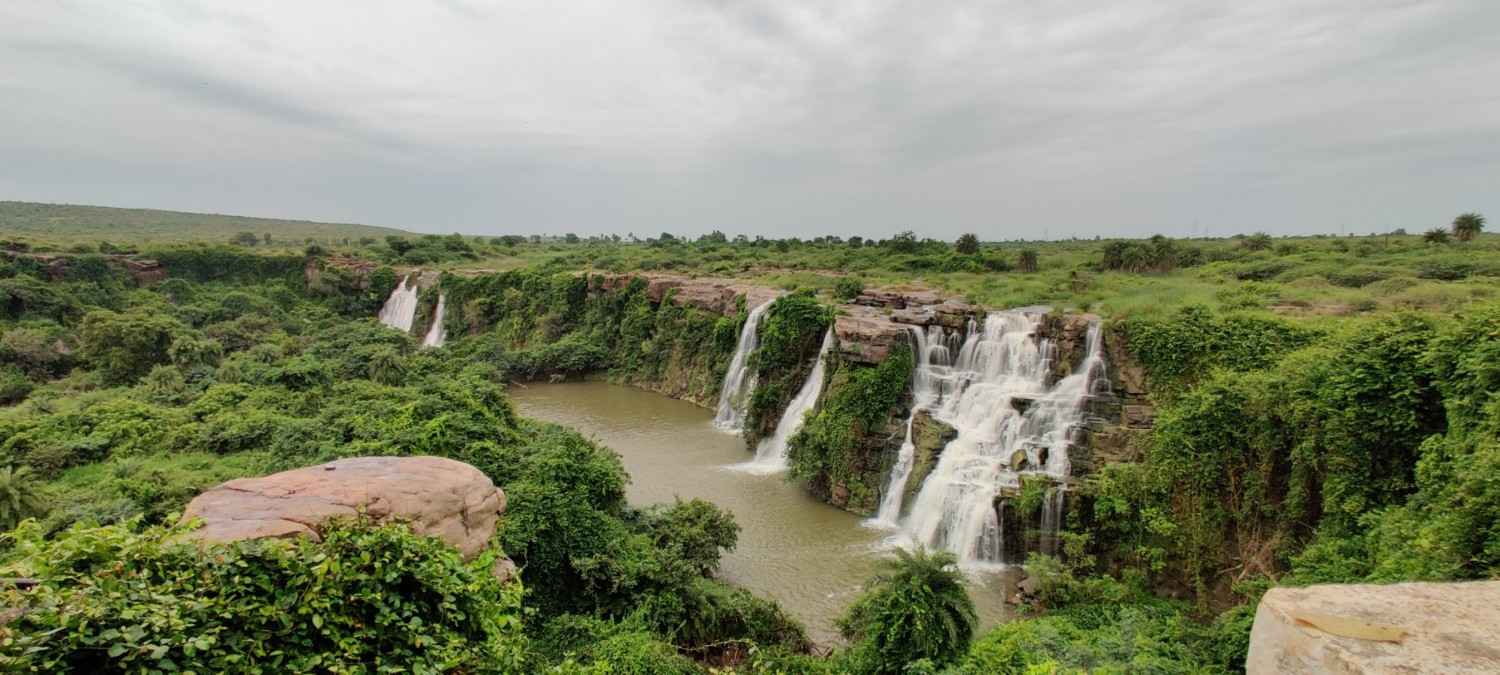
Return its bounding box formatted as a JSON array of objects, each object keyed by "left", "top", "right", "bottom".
[
  {"left": 896, "top": 311, "right": 1107, "bottom": 566},
  {"left": 377, "top": 276, "right": 420, "bottom": 332},
  {"left": 713, "top": 300, "right": 774, "bottom": 432},
  {"left": 867, "top": 324, "right": 964, "bottom": 527},
  {"left": 737, "top": 329, "right": 835, "bottom": 474},
  {"left": 421, "top": 294, "right": 447, "bottom": 348}
]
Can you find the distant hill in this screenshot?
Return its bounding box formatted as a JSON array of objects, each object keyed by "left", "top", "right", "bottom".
[{"left": 0, "top": 201, "right": 412, "bottom": 245}]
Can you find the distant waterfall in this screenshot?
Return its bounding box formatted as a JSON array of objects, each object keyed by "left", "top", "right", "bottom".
[
  {"left": 378, "top": 276, "right": 420, "bottom": 333},
  {"left": 867, "top": 324, "right": 963, "bottom": 527},
  {"left": 421, "top": 294, "right": 447, "bottom": 348},
  {"left": 897, "top": 312, "right": 1106, "bottom": 566},
  {"left": 737, "top": 329, "right": 835, "bottom": 474},
  {"left": 713, "top": 301, "right": 773, "bottom": 432}
]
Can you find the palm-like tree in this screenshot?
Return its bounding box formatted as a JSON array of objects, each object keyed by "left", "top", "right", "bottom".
[
  {"left": 839, "top": 546, "right": 978, "bottom": 673},
  {"left": 0, "top": 465, "right": 46, "bottom": 530},
  {"left": 1424, "top": 228, "right": 1451, "bottom": 244},
  {"left": 1452, "top": 212, "right": 1486, "bottom": 242}
]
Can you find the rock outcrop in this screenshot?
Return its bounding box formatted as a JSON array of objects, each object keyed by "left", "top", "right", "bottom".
[
  {"left": 182, "top": 456, "right": 509, "bottom": 568},
  {"left": 590, "top": 273, "right": 778, "bottom": 317},
  {"left": 835, "top": 286, "right": 982, "bottom": 364},
  {"left": 1246, "top": 581, "right": 1500, "bottom": 674}
]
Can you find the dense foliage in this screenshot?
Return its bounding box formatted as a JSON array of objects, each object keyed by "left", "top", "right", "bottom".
[
  {"left": 0, "top": 254, "right": 809, "bottom": 672},
  {"left": 0, "top": 520, "right": 528, "bottom": 673},
  {"left": 786, "top": 345, "right": 913, "bottom": 513},
  {"left": 744, "top": 293, "right": 833, "bottom": 444},
  {"left": 838, "top": 548, "right": 977, "bottom": 674}
]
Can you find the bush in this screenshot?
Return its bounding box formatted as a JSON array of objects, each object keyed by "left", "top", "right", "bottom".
[
  {"left": 834, "top": 276, "right": 865, "bottom": 301},
  {"left": 0, "top": 519, "right": 529, "bottom": 673},
  {"left": 838, "top": 547, "right": 976, "bottom": 674}
]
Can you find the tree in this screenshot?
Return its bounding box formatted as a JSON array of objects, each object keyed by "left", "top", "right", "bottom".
[
  {"left": 887, "top": 231, "right": 919, "bottom": 254},
  {"left": 1424, "top": 228, "right": 1451, "bottom": 244},
  {"left": 1017, "top": 249, "right": 1039, "bottom": 273},
  {"left": 230, "top": 231, "right": 259, "bottom": 247},
  {"left": 385, "top": 236, "right": 414, "bottom": 255},
  {"left": 0, "top": 465, "right": 46, "bottom": 530},
  {"left": 839, "top": 547, "right": 977, "bottom": 673},
  {"left": 1240, "top": 232, "right": 1274, "bottom": 251},
  {"left": 78, "top": 309, "right": 184, "bottom": 384},
  {"left": 955, "top": 233, "right": 980, "bottom": 255},
  {"left": 1453, "top": 212, "right": 1486, "bottom": 242},
  {"left": 262, "top": 233, "right": 273, "bottom": 245}
]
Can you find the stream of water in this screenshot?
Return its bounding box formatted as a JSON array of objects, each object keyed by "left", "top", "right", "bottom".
[{"left": 509, "top": 381, "right": 1014, "bottom": 643}]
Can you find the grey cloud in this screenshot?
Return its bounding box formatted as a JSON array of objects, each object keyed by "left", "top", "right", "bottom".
[{"left": 0, "top": 1, "right": 1496, "bottom": 239}]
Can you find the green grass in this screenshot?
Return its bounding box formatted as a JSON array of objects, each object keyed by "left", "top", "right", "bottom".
[{"left": 0, "top": 201, "right": 410, "bottom": 246}]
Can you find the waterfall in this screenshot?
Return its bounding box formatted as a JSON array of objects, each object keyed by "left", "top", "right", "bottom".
[
  {"left": 867, "top": 324, "right": 962, "bottom": 527},
  {"left": 713, "top": 300, "right": 773, "bottom": 432},
  {"left": 736, "top": 329, "right": 835, "bottom": 474},
  {"left": 377, "top": 276, "right": 420, "bottom": 333},
  {"left": 1039, "top": 487, "right": 1064, "bottom": 556},
  {"left": 897, "top": 312, "right": 1106, "bottom": 566},
  {"left": 421, "top": 294, "right": 447, "bottom": 348}
]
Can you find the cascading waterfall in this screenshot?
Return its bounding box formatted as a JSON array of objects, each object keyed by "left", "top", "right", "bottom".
[
  {"left": 713, "top": 300, "right": 773, "bottom": 432},
  {"left": 421, "top": 294, "right": 447, "bottom": 348},
  {"left": 867, "top": 324, "right": 963, "bottom": 527},
  {"left": 896, "top": 311, "right": 1106, "bottom": 566},
  {"left": 377, "top": 275, "right": 420, "bottom": 332},
  {"left": 736, "top": 329, "right": 835, "bottom": 474}
]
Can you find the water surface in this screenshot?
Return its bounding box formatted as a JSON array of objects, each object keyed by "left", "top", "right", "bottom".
[{"left": 509, "top": 380, "right": 1014, "bottom": 643}]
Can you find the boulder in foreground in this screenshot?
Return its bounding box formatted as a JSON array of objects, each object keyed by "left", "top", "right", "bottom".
[
  {"left": 182, "top": 456, "right": 506, "bottom": 561},
  {"left": 1247, "top": 580, "right": 1500, "bottom": 674}
]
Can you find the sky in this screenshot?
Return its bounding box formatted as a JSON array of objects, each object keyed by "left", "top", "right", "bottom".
[{"left": 1, "top": 1, "right": 1496, "bottom": 240}]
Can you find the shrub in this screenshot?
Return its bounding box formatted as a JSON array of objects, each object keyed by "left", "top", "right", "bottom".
[
  {"left": 834, "top": 276, "right": 865, "bottom": 301},
  {"left": 839, "top": 547, "right": 977, "bottom": 674},
  {"left": 0, "top": 519, "right": 529, "bottom": 673}
]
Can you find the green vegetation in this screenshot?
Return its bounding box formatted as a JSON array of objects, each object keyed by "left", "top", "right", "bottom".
[
  {"left": 786, "top": 345, "right": 913, "bottom": 513},
  {"left": 3, "top": 201, "right": 1499, "bottom": 672},
  {"left": 0, "top": 251, "right": 808, "bottom": 672},
  {"left": 0, "top": 201, "right": 407, "bottom": 246},
  {"left": 1, "top": 519, "right": 528, "bottom": 672},
  {"left": 744, "top": 293, "right": 833, "bottom": 444},
  {"left": 838, "top": 548, "right": 977, "bottom": 674}
]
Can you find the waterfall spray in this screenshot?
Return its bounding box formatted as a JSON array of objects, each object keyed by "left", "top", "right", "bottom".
[
  {"left": 713, "top": 301, "right": 773, "bottom": 432},
  {"left": 867, "top": 324, "right": 962, "bottom": 527},
  {"left": 377, "top": 276, "right": 420, "bottom": 333},
  {"left": 895, "top": 312, "right": 1106, "bottom": 566},
  {"left": 736, "top": 329, "right": 835, "bottom": 474},
  {"left": 421, "top": 294, "right": 447, "bottom": 348}
]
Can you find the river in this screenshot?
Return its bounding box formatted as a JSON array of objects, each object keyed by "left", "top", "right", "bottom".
[{"left": 509, "top": 380, "right": 1015, "bottom": 643}]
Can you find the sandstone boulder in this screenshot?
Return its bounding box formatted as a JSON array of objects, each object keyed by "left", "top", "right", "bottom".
[
  {"left": 182, "top": 456, "right": 507, "bottom": 562},
  {"left": 1247, "top": 580, "right": 1500, "bottom": 674}
]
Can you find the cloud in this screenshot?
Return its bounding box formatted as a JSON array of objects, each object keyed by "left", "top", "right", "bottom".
[{"left": 1, "top": 0, "right": 1496, "bottom": 238}]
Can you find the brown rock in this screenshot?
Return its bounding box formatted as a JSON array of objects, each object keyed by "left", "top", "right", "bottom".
[
  {"left": 1247, "top": 581, "right": 1500, "bottom": 674},
  {"left": 182, "top": 456, "right": 506, "bottom": 562}
]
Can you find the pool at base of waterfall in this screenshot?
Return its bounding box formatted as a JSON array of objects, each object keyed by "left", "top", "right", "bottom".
[{"left": 509, "top": 380, "right": 1015, "bottom": 644}]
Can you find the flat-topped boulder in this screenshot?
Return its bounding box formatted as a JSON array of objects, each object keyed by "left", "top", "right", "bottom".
[
  {"left": 1247, "top": 580, "right": 1500, "bottom": 674},
  {"left": 182, "top": 456, "right": 506, "bottom": 562}
]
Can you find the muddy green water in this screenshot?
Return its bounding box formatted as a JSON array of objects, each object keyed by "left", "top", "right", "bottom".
[{"left": 509, "top": 381, "right": 1014, "bottom": 643}]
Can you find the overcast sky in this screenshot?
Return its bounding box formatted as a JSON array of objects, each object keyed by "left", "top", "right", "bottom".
[{"left": 2, "top": 1, "right": 1496, "bottom": 239}]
